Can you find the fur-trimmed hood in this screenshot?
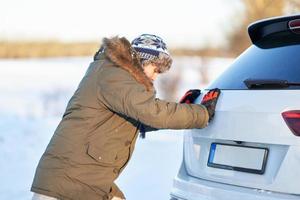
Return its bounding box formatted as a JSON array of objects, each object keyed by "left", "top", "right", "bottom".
[{"left": 97, "top": 36, "right": 154, "bottom": 91}]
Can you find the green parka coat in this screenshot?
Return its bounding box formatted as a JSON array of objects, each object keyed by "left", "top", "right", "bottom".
[{"left": 31, "top": 37, "right": 209, "bottom": 200}]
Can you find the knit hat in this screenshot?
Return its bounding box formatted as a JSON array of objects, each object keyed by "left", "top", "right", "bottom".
[{"left": 131, "top": 34, "right": 172, "bottom": 73}]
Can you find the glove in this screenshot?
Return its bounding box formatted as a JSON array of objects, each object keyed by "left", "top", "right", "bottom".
[
  {"left": 201, "top": 88, "right": 221, "bottom": 122},
  {"left": 180, "top": 89, "right": 201, "bottom": 104}
]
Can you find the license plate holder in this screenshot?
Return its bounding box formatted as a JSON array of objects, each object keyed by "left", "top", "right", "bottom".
[{"left": 207, "top": 143, "right": 268, "bottom": 174}]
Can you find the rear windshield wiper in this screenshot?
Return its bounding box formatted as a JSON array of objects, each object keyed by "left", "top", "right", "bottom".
[{"left": 244, "top": 79, "right": 300, "bottom": 89}]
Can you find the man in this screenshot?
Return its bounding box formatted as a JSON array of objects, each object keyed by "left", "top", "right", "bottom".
[{"left": 31, "top": 34, "right": 220, "bottom": 200}]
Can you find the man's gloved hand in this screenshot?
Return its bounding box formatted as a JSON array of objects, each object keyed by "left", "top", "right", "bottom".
[
  {"left": 201, "top": 88, "right": 221, "bottom": 122},
  {"left": 180, "top": 89, "right": 201, "bottom": 104},
  {"left": 140, "top": 89, "right": 201, "bottom": 139}
]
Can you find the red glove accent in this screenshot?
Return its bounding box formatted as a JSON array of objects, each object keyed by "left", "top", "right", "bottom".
[
  {"left": 180, "top": 89, "right": 201, "bottom": 104},
  {"left": 201, "top": 88, "right": 221, "bottom": 122}
]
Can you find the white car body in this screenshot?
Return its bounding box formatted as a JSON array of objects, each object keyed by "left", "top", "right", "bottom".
[
  {"left": 170, "top": 15, "right": 300, "bottom": 200},
  {"left": 170, "top": 90, "right": 300, "bottom": 200}
]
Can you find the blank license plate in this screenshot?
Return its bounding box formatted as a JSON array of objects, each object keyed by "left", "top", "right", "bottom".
[{"left": 208, "top": 143, "right": 268, "bottom": 174}]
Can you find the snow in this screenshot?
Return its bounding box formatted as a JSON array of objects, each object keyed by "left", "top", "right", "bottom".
[{"left": 0, "top": 56, "right": 232, "bottom": 200}]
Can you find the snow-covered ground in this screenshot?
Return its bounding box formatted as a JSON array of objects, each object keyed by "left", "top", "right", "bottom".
[{"left": 0, "top": 56, "right": 233, "bottom": 200}]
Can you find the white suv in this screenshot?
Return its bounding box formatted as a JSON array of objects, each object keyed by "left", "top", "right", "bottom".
[{"left": 170, "top": 15, "right": 300, "bottom": 200}]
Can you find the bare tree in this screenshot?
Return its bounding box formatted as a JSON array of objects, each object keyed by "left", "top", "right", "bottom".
[
  {"left": 286, "top": 0, "right": 300, "bottom": 13},
  {"left": 227, "top": 0, "right": 285, "bottom": 55}
]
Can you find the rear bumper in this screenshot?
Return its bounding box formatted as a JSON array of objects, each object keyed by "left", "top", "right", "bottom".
[{"left": 170, "top": 163, "right": 300, "bottom": 200}]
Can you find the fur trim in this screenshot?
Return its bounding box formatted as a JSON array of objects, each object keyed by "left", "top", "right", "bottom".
[{"left": 102, "top": 36, "right": 154, "bottom": 91}]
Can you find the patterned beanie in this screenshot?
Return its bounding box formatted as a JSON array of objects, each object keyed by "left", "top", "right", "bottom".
[{"left": 131, "top": 34, "right": 172, "bottom": 73}]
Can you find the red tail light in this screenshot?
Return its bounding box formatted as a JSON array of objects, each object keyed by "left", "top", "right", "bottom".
[
  {"left": 289, "top": 19, "right": 300, "bottom": 34},
  {"left": 282, "top": 110, "right": 300, "bottom": 136}
]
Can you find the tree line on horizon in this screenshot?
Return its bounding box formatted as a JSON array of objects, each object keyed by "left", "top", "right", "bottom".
[{"left": 1, "top": 0, "right": 299, "bottom": 59}]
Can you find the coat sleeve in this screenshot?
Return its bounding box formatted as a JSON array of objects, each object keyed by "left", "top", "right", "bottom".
[{"left": 97, "top": 67, "right": 209, "bottom": 129}]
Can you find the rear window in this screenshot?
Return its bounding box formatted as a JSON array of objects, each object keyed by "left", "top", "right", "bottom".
[{"left": 208, "top": 44, "right": 300, "bottom": 90}]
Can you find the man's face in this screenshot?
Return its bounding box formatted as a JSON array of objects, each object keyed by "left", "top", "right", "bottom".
[{"left": 143, "top": 63, "right": 160, "bottom": 82}]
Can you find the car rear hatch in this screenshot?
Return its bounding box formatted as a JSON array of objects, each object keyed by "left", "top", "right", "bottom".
[{"left": 184, "top": 15, "right": 300, "bottom": 195}]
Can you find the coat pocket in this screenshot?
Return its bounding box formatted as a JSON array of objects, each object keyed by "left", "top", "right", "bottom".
[{"left": 86, "top": 143, "right": 118, "bottom": 166}]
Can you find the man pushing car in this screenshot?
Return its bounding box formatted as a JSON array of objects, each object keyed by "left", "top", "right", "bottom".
[{"left": 31, "top": 34, "right": 221, "bottom": 200}]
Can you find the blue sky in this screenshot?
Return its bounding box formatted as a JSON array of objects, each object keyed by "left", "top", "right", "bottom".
[{"left": 1, "top": 0, "right": 242, "bottom": 48}]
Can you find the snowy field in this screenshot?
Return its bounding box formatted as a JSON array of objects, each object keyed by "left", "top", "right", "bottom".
[{"left": 0, "top": 56, "right": 233, "bottom": 200}]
